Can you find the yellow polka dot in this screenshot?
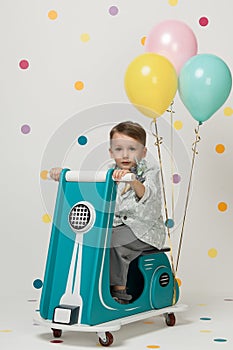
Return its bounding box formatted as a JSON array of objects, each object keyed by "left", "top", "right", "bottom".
[
  {"left": 42, "top": 214, "right": 52, "bottom": 223},
  {"left": 176, "top": 278, "right": 182, "bottom": 287},
  {"left": 215, "top": 144, "right": 225, "bottom": 154},
  {"left": 48, "top": 10, "right": 58, "bottom": 20},
  {"left": 218, "top": 201, "right": 228, "bottom": 212},
  {"left": 208, "top": 248, "right": 218, "bottom": 258},
  {"left": 0, "top": 330, "right": 12, "bottom": 333},
  {"left": 147, "top": 346, "right": 160, "bottom": 349},
  {"left": 80, "top": 33, "right": 90, "bottom": 42},
  {"left": 40, "top": 170, "right": 49, "bottom": 180},
  {"left": 168, "top": 0, "right": 178, "bottom": 5},
  {"left": 224, "top": 106, "right": 233, "bottom": 116},
  {"left": 200, "top": 330, "right": 212, "bottom": 333},
  {"left": 198, "top": 304, "right": 207, "bottom": 306},
  {"left": 174, "top": 120, "right": 183, "bottom": 130},
  {"left": 141, "top": 36, "right": 147, "bottom": 46},
  {"left": 74, "top": 81, "right": 84, "bottom": 90}
]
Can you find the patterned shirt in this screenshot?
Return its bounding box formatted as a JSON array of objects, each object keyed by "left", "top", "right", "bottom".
[{"left": 113, "top": 160, "right": 166, "bottom": 249}]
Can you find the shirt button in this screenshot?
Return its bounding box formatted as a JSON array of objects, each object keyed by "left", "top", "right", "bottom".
[{"left": 123, "top": 215, "right": 127, "bottom": 220}]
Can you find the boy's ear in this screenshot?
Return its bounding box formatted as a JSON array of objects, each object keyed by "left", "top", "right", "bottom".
[
  {"left": 109, "top": 148, "right": 114, "bottom": 158},
  {"left": 143, "top": 147, "right": 147, "bottom": 158}
]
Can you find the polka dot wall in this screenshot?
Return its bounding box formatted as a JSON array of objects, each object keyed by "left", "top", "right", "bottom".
[{"left": 1, "top": 1, "right": 233, "bottom": 349}]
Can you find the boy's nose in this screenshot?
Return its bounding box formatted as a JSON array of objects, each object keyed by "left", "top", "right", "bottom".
[{"left": 122, "top": 149, "right": 129, "bottom": 158}]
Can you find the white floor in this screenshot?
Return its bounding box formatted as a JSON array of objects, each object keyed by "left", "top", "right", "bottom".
[{"left": 0, "top": 294, "right": 232, "bottom": 349}]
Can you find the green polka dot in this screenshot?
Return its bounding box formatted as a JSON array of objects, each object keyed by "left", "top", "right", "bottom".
[{"left": 214, "top": 338, "right": 227, "bottom": 342}]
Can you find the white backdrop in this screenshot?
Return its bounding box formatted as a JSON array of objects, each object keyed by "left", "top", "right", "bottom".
[{"left": 1, "top": 0, "right": 232, "bottom": 302}]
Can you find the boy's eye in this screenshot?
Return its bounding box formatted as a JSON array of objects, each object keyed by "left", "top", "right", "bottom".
[
  {"left": 115, "top": 147, "right": 122, "bottom": 151},
  {"left": 129, "top": 147, "right": 136, "bottom": 151}
]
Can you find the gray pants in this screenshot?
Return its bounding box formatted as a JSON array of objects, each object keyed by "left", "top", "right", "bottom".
[{"left": 110, "top": 225, "right": 154, "bottom": 286}]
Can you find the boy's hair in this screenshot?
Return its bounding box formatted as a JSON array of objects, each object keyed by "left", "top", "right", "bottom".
[{"left": 109, "top": 121, "right": 146, "bottom": 146}]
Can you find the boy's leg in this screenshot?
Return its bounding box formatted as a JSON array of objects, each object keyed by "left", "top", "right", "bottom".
[{"left": 110, "top": 225, "right": 153, "bottom": 302}]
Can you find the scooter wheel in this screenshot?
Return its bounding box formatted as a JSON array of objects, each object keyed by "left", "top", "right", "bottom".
[
  {"left": 52, "top": 328, "right": 62, "bottom": 338},
  {"left": 165, "top": 312, "right": 176, "bottom": 326},
  {"left": 98, "top": 332, "right": 114, "bottom": 347}
]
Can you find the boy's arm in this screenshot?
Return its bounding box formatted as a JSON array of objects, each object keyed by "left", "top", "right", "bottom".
[
  {"left": 130, "top": 179, "right": 145, "bottom": 199},
  {"left": 112, "top": 169, "right": 145, "bottom": 199}
]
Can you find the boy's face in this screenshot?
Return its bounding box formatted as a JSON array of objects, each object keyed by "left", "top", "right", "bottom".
[{"left": 109, "top": 132, "right": 147, "bottom": 170}]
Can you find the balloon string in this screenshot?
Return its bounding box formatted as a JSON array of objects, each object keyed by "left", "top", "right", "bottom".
[
  {"left": 152, "top": 118, "right": 177, "bottom": 305},
  {"left": 175, "top": 122, "right": 202, "bottom": 272},
  {"left": 166, "top": 101, "right": 175, "bottom": 221},
  {"left": 152, "top": 119, "right": 170, "bottom": 235}
]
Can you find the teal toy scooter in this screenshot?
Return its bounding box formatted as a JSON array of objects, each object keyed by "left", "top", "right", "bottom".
[{"left": 35, "top": 168, "right": 187, "bottom": 346}]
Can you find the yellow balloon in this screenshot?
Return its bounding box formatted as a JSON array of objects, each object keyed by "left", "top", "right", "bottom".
[{"left": 124, "top": 53, "right": 178, "bottom": 118}]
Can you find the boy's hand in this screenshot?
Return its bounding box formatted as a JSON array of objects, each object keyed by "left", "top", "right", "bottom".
[
  {"left": 113, "top": 169, "right": 145, "bottom": 198},
  {"left": 112, "top": 169, "right": 131, "bottom": 181},
  {"left": 49, "top": 167, "right": 62, "bottom": 181}
]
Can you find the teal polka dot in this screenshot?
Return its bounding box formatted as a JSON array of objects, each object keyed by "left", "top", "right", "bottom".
[
  {"left": 78, "top": 135, "right": 88, "bottom": 145},
  {"left": 165, "top": 219, "right": 174, "bottom": 228},
  {"left": 214, "top": 338, "right": 227, "bottom": 343},
  {"left": 33, "top": 279, "right": 43, "bottom": 289}
]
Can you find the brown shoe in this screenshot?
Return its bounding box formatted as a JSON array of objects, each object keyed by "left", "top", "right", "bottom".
[
  {"left": 111, "top": 289, "right": 132, "bottom": 304},
  {"left": 113, "top": 297, "right": 130, "bottom": 304}
]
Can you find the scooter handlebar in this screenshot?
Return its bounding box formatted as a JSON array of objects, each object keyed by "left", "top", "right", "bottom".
[{"left": 46, "top": 170, "right": 136, "bottom": 182}]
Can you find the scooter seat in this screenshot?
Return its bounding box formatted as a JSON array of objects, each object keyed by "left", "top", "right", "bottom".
[{"left": 141, "top": 247, "right": 170, "bottom": 255}]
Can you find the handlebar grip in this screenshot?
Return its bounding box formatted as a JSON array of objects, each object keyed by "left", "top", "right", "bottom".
[
  {"left": 113, "top": 173, "right": 136, "bottom": 182},
  {"left": 65, "top": 171, "right": 107, "bottom": 182},
  {"left": 46, "top": 170, "right": 108, "bottom": 182}
]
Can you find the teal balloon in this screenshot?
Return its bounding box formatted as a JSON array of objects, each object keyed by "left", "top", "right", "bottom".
[{"left": 178, "top": 54, "right": 232, "bottom": 122}]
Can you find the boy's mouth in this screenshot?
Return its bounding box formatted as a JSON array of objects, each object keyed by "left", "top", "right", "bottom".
[{"left": 120, "top": 161, "right": 133, "bottom": 169}]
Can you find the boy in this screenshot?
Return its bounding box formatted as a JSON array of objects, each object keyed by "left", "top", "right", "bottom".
[{"left": 108, "top": 121, "right": 165, "bottom": 303}]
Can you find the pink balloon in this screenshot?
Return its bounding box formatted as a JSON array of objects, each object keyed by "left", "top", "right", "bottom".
[{"left": 145, "top": 20, "right": 198, "bottom": 74}]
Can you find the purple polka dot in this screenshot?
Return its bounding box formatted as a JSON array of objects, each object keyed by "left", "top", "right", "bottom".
[
  {"left": 109, "top": 6, "right": 119, "bottom": 16},
  {"left": 199, "top": 17, "right": 209, "bottom": 27},
  {"left": 173, "top": 174, "right": 181, "bottom": 184},
  {"left": 19, "top": 59, "right": 29, "bottom": 70},
  {"left": 21, "top": 124, "right": 31, "bottom": 134}
]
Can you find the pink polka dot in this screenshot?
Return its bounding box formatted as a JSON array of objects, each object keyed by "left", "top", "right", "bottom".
[
  {"left": 199, "top": 17, "right": 209, "bottom": 27},
  {"left": 19, "top": 59, "right": 29, "bottom": 70}
]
